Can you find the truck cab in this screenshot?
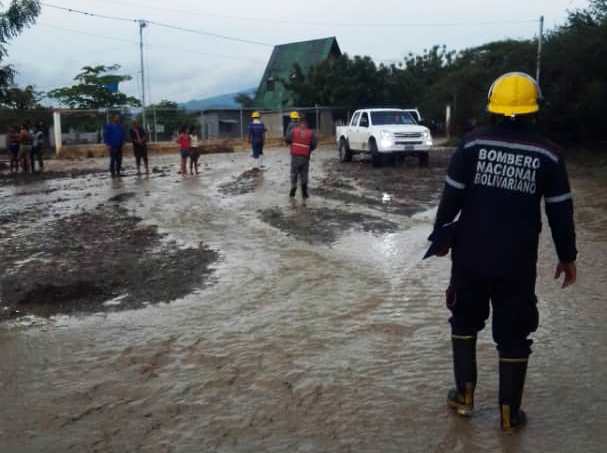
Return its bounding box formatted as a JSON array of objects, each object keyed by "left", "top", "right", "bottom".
[{"left": 336, "top": 108, "right": 433, "bottom": 167}]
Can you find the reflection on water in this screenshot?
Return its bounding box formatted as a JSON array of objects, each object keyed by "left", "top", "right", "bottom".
[{"left": 0, "top": 149, "right": 606, "bottom": 452}]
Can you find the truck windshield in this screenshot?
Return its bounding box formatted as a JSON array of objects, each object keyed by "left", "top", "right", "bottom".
[{"left": 371, "top": 111, "right": 416, "bottom": 126}]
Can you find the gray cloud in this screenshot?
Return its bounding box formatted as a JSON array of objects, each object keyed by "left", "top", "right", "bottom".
[{"left": 6, "top": 0, "right": 589, "bottom": 104}]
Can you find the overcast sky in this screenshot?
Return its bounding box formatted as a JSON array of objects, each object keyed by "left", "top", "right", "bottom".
[{"left": 7, "top": 0, "right": 589, "bottom": 104}]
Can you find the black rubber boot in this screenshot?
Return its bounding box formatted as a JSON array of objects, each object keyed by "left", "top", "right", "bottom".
[
  {"left": 499, "top": 357, "right": 529, "bottom": 433},
  {"left": 447, "top": 335, "right": 477, "bottom": 417},
  {"left": 302, "top": 184, "right": 309, "bottom": 199},
  {"left": 289, "top": 187, "right": 297, "bottom": 198}
]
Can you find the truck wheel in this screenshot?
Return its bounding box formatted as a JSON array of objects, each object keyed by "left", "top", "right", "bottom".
[
  {"left": 339, "top": 139, "right": 353, "bottom": 162},
  {"left": 418, "top": 152, "right": 429, "bottom": 167},
  {"left": 370, "top": 139, "right": 381, "bottom": 168}
]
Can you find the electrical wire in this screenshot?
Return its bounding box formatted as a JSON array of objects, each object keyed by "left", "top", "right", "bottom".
[
  {"left": 41, "top": 2, "right": 273, "bottom": 46},
  {"left": 42, "top": 2, "right": 138, "bottom": 23},
  {"left": 83, "top": 0, "right": 540, "bottom": 28},
  {"left": 38, "top": 22, "right": 139, "bottom": 45},
  {"left": 37, "top": 22, "right": 267, "bottom": 62}
]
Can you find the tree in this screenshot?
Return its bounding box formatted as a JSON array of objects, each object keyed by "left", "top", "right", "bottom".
[
  {"left": 0, "top": 1, "right": 41, "bottom": 92},
  {"left": 146, "top": 100, "right": 198, "bottom": 138},
  {"left": 0, "top": 84, "right": 43, "bottom": 109},
  {"left": 48, "top": 65, "right": 141, "bottom": 109},
  {"left": 234, "top": 92, "right": 255, "bottom": 108}
]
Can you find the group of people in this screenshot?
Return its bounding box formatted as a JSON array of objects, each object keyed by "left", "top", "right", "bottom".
[
  {"left": 247, "top": 110, "right": 318, "bottom": 200},
  {"left": 177, "top": 126, "right": 201, "bottom": 176},
  {"left": 103, "top": 115, "right": 150, "bottom": 177},
  {"left": 104, "top": 115, "right": 203, "bottom": 177},
  {"left": 7, "top": 122, "right": 45, "bottom": 175},
  {"left": 101, "top": 111, "right": 317, "bottom": 193}
]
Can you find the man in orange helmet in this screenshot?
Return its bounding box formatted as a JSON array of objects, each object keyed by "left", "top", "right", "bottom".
[{"left": 430, "top": 72, "right": 577, "bottom": 432}]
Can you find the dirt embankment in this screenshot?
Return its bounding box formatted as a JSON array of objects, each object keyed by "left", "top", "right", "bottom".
[{"left": 1, "top": 197, "right": 219, "bottom": 320}]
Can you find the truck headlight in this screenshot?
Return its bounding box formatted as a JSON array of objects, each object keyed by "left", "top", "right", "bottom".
[
  {"left": 423, "top": 129, "right": 433, "bottom": 145},
  {"left": 380, "top": 130, "right": 394, "bottom": 148}
]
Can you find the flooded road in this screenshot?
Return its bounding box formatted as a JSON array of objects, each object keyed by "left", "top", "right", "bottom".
[{"left": 1, "top": 148, "right": 606, "bottom": 452}]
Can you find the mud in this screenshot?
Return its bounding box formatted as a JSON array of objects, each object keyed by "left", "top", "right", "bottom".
[
  {"left": 218, "top": 167, "right": 264, "bottom": 195},
  {"left": 108, "top": 192, "right": 137, "bottom": 203},
  {"left": 0, "top": 203, "right": 219, "bottom": 319},
  {"left": 260, "top": 206, "right": 398, "bottom": 244},
  {"left": 0, "top": 167, "right": 108, "bottom": 185},
  {"left": 0, "top": 147, "right": 606, "bottom": 453},
  {"left": 318, "top": 153, "right": 451, "bottom": 216}
]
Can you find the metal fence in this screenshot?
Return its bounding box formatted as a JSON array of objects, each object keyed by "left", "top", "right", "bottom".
[
  {"left": 13, "top": 106, "right": 354, "bottom": 150},
  {"left": 1, "top": 105, "right": 447, "bottom": 152},
  {"left": 198, "top": 106, "right": 352, "bottom": 142}
]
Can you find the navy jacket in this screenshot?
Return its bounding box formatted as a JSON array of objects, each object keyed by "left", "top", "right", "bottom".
[
  {"left": 433, "top": 121, "right": 577, "bottom": 277},
  {"left": 104, "top": 122, "right": 126, "bottom": 149},
  {"left": 248, "top": 122, "right": 266, "bottom": 145}
]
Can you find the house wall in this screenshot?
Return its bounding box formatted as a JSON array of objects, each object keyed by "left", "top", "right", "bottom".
[
  {"left": 262, "top": 113, "right": 285, "bottom": 139},
  {"left": 200, "top": 111, "right": 250, "bottom": 139},
  {"left": 320, "top": 111, "right": 335, "bottom": 137},
  {"left": 198, "top": 109, "right": 339, "bottom": 141}
]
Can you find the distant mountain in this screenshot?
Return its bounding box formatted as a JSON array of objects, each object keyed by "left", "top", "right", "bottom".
[{"left": 181, "top": 88, "right": 256, "bottom": 111}]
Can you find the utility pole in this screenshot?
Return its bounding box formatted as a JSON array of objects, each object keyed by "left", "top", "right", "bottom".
[
  {"left": 153, "top": 106, "right": 158, "bottom": 143},
  {"left": 536, "top": 16, "right": 544, "bottom": 86},
  {"left": 139, "top": 20, "right": 147, "bottom": 131}
]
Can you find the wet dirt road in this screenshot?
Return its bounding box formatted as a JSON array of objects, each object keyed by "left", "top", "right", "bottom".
[{"left": 1, "top": 148, "right": 606, "bottom": 452}]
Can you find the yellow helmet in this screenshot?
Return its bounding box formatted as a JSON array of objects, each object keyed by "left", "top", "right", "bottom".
[
  {"left": 488, "top": 72, "right": 541, "bottom": 117},
  {"left": 251, "top": 111, "right": 261, "bottom": 119},
  {"left": 290, "top": 111, "right": 300, "bottom": 121}
]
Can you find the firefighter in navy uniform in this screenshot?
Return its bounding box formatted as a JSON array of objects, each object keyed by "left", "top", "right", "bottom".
[{"left": 431, "top": 73, "right": 578, "bottom": 432}]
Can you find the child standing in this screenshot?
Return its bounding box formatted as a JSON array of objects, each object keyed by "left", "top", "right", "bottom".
[
  {"left": 177, "top": 126, "right": 191, "bottom": 175},
  {"left": 189, "top": 127, "right": 201, "bottom": 175},
  {"left": 18, "top": 124, "right": 32, "bottom": 174}
]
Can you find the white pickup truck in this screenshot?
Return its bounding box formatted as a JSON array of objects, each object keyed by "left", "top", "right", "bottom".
[{"left": 336, "top": 108, "right": 433, "bottom": 166}]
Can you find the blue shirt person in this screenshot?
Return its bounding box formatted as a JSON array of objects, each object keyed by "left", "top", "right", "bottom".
[{"left": 104, "top": 115, "right": 126, "bottom": 177}]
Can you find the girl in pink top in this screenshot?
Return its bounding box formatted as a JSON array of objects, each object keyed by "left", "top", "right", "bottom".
[{"left": 177, "top": 126, "right": 191, "bottom": 175}]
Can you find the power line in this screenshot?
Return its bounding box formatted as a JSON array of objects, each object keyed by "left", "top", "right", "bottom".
[
  {"left": 37, "top": 22, "right": 267, "bottom": 62},
  {"left": 38, "top": 22, "right": 138, "bottom": 45},
  {"left": 42, "top": 2, "right": 137, "bottom": 23},
  {"left": 84, "top": 0, "right": 539, "bottom": 28},
  {"left": 144, "top": 20, "right": 272, "bottom": 47},
  {"left": 41, "top": 2, "right": 273, "bottom": 47}
]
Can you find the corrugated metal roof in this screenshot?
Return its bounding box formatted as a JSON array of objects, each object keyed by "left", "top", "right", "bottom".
[{"left": 254, "top": 37, "right": 341, "bottom": 110}]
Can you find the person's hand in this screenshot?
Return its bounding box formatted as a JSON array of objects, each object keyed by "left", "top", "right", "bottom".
[
  {"left": 555, "top": 261, "right": 577, "bottom": 289},
  {"left": 435, "top": 245, "right": 450, "bottom": 257}
]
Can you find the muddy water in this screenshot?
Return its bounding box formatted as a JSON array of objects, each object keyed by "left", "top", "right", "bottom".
[{"left": 1, "top": 148, "right": 606, "bottom": 452}]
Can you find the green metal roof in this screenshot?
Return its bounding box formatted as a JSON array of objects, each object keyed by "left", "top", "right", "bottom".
[{"left": 254, "top": 37, "right": 341, "bottom": 110}]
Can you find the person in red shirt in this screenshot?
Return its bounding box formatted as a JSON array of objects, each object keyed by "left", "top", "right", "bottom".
[{"left": 177, "top": 126, "right": 191, "bottom": 176}]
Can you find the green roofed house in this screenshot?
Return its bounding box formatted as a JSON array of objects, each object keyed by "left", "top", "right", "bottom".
[{"left": 254, "top": 37, "right": 342, "bottom": 110}]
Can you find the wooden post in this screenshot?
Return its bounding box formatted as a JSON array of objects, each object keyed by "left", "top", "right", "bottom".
[
  {"left": 536, "top": 16, "right": 544, "bottom": 86},
  {"left": 240, "top": 108, "right": 244, "bottom": 140},
  {"left": 445, "top": 105, "right": 452, "bottom": 140},
  {"left": 53, "top": 111, "right": 63, "bottom": 156}
]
